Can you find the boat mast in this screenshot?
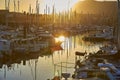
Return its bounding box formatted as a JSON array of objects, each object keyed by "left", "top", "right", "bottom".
[
  {"left": 52, "top": 4, "right": 55, "bottom": 32},
  {"left": 29, "top": 4, "right": 32, "bottom": 14},
  {"left": 14, "top": 0, "right": 16, "bottom": 12},
  {"left": 36, "top": 0, "right": 39, "bottom": 26},
  {"left": 68, "top": 0, "right": 70, "bottom": 21},
  {"left": 18, "top": 0, "right": 20, "bottom": 12},
  {"left": 8, "top": 0, "right": 10, "bottom": 11},
  {"left": 117, "top": 0, "right": 120, "bottom": 51},
  {"left": 4, "top": 0, "right": 9, "bottom": 26},
  {"left": 5, "top": 0, "right": 7, "bottom": 10},
  {"left": 36, "top": 0, "right": 38, "bottom": 13},
  {"left": 52, "top": 4, "right": 55, "bottom": 23}
]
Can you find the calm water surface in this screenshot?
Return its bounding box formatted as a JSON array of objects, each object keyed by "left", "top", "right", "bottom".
[{"left": 0, "top": 34, "right": 105, "bottom": 80}]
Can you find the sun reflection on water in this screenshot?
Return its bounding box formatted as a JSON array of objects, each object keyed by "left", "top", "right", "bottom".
[{"left": 55, "top": 36, "right": 65, "bottom": 43}]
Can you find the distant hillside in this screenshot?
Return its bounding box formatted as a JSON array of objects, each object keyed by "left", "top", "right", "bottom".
[{"left": 72, "top": 0, "right": 117, "bottom": 15}]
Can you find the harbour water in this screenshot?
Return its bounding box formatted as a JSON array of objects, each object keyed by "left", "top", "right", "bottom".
[{"left": 0, "top": 34, "right": 105, "bottom": 80}]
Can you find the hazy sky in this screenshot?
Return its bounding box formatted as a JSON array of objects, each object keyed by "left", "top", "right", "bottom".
[
  {"left": 0, "top": 0, "right": 80, "bottom": 13},
  {"left": 0, "top": 0, "right": 116, "bottom": 14}
]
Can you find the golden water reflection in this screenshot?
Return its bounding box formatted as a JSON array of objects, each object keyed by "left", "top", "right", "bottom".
[{"left": 0, "top": 34, "right": 105, "bottom": 80}]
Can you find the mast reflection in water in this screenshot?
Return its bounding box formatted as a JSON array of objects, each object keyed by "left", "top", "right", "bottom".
[{"left": 0, "top": 35, "right": 104, "bottom": 80}]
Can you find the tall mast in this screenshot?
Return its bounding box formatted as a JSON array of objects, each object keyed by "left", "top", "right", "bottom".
[
  {"left": 38, "top": 3, "right": 40, "bottom": 14},
  {"left": 36, "top": 0, "right": 39, "bottom": 14},
  {"left": 46, "top": 5, "right": 48, "bottom": 15},
  {"left": 52, "top": 4, "right": 56, "bottom": 23},
  {"left": 5, "top": 0, "right": 10, "bottom": 10},
  {"left": 29, "top": 4, "right": 32, "bottom": 14},
  {"left": 14, "top": 0, "right": 16, "bottom": 12},
  {"left": 5, "top": 0, "right": 7, "bottom": 10},
  {"left": 46, "top": 4, "right": 48, "bottom": 25},
  {"left": 8, "top": 0, "right": 10, "bottom": 10},
  {"left": 117, "top": 0, "right": 120, "bottom": 50},
  {"left": 18, "top": 0, "right": 20, "bottom": 12},
  {"left": 48, "top": 6, "right": 50, "bottom": 14},
  {"left": 67, "top": 0, "right": 71, "bottom": 22},
  {"left": 5, "top": 0, "right": 8, "bottom": 26}
]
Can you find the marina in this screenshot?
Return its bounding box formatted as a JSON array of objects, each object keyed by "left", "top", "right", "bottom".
[{"left": 0, "top": 0, "right": 120, "bottom": 80}]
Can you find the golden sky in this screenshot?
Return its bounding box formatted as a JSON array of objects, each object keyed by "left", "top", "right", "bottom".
[{"left": 0, "top": 0, "right": 79, "bottom": 13}]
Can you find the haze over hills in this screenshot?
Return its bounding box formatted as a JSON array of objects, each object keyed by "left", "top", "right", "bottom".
[{"left": 72, "top": 0, "right": 117, "bottom": 15}]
